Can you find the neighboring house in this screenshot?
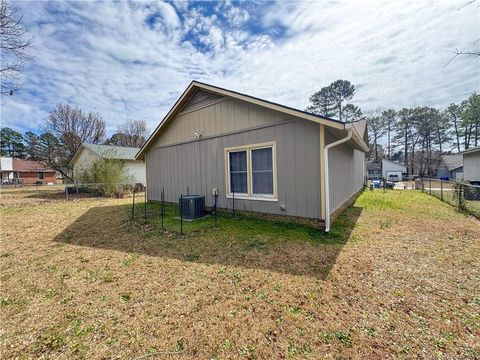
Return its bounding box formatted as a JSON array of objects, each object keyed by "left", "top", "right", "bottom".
[
  {"left": 135, "top": 81, "right": 369, "bottom": 231},
  {"left": 367, "top": 159, "right": 406, "bottom": 180},
  {"left": 434, "top": 154, "right": 463, "bottom": 180},
  {"left": 0, "top": 157, "right": 56, "bottom": 185},
  {"left": 69, "top": 144, "right": 146, "bottom": 185},
  {"left": 460, "top": 146, "right": 480, "bottom": 184}
]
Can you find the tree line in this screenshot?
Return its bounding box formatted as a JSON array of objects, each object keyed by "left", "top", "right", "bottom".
[
  {"left": 1, "top": 104, "right": 148, "bottom": 179},
  {"left": 306, "top": 80, "right": 479, "bottom": 176}
]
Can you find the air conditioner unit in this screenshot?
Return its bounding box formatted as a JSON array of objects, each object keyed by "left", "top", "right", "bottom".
[{"left": 179, "top": 195, "right": 205, "bottom": 219}]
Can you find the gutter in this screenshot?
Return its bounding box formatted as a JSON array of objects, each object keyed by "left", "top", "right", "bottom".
[{"left": 324, "top": 128, "right": 353, "bottom": 232}]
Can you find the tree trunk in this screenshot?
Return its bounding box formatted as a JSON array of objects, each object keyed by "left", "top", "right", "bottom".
[
  {"left": 453, "top": 115, "right": 461, "bottom": 152},
  {"left": 404, "top": 124, "right": 408, "bottom": 172},
  {"left": 387, "top": 121, "right": 391, "bottom": 159}
]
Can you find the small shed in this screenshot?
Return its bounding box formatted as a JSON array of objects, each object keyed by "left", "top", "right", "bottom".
[{"left": 70, "top": 144, "right": 146, "bottom": 185}]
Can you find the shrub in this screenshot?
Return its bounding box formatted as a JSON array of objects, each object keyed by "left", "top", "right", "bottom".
[{"left": 76, "top": 158, "right": 133, "bottom": 197}]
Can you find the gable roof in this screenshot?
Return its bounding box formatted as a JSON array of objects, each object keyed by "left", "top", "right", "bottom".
[
  {"left": 69, "top": 144, "right": 140, "bottom": 166},
  {"left": 440, "top": 154, "right": 463, "bottom": 171},
  {"left": 136, "top": 81, "right": 368, "bottom": 160}
]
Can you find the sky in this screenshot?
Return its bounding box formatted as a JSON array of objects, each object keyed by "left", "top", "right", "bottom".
[{"left": 1, "top": 0, "right": 479, "bottom": 136}]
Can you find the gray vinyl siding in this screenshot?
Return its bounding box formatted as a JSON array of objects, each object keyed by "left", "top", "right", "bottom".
[
  {"left": 464, "top": 152, "right": 480, "bottom": 181},
  {"left": 146, "top": 119, "right": 322, "bottom": 219},
  {"left": 328, "top": 142, "right": 365, "bottom": 214},
  {"left": 153, "top": 97, "right": 290, "bottom": 148}
]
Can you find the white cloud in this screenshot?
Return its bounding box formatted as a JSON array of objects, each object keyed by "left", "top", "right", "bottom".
[{"left": 1, "top": 0, "right": 478, "bottom": 137}]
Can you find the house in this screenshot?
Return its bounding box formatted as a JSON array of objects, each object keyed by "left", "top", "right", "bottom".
[
  {"left": 460, "top": 146, "right": 480, "bottom": 184},
  {"left": 69, "top": 144, "right": 146, "bottom": 185},
  {"left": 0, "top": 157, "right": 57, "bottom": 185},
  {"left": 367, "top": 159, "right": 406, "bottom": 181},
  {"left": 135, "top": 81, "right": 369, "bottom": 231},
  {"left": 434, "top": 154, "right": 463, "bottom": 180}
]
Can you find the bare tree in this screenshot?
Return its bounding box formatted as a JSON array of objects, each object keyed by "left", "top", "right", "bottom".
[
  {"left": 0, "top": 0, "right": 33, "bottom": 94},
  {"left": 44, "top": 104, "right": 106, "bottom": 159},
  {"left": 108, "top": 119, "right": 148, "bottom": 148}
]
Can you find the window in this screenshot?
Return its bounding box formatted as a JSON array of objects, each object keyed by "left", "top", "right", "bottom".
[
  {"left": 229, "top": 151, "right": 248, "bottom": 194},
  {"left": 252, "top": 148, "right": 273, "bottom": 195},
  {"left": 225, "top": 142, "right": 277, "bottom": 201},
  {"left": 38, "top": 172, "right": 44, "bottom": 180}
]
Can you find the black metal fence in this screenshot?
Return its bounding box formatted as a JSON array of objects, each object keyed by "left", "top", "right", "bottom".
[
  {"left": 417, "top": 178, "right": 480, "bottom": 218},
  {"left": 130, "top": 187, "right": 222, "bottom": 236}
]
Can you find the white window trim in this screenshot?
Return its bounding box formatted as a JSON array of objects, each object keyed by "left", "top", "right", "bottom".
[{"left": 224, "top": 141, "right": 278, "bottom": 201}]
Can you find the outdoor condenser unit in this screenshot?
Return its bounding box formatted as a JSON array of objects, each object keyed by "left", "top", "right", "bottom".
[{"left": 179, "top": 195, "right": 205, "bottom": 219}]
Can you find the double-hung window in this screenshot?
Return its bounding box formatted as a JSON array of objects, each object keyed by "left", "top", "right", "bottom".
[{"left": 225, "top": 142, "right": 277, "bottom": 201}]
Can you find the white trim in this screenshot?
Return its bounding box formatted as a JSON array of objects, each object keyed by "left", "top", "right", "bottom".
[
  {"left": 224, "top": 141, "right": 278, "bottom": 201},
  {"left": 226, "top": 195, "right": 278, "bottom": 202}
]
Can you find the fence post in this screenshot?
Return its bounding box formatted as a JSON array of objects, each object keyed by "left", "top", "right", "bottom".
[
  {"left": 440, "top": 181, "right": 443, "bottom": 201},
  {"left": 132, "top": 190, "right": 136, "bottom": 221},
  {"left": 232, "top": 188, "right": 235, "bottom": 216},
  {"left": 65, "top": 185, "right": 68, "bottom": 201},
  {"left": 144, "top": 187, "right": 147, "bottom": 221},
  {"left": 421, "top": 179, "right": 424, "bottom": 192},
  {"left": 161, "top": 189, "right": 164, "bottom": 229},
  {"left": 214, "top": 193, "right": 218, "bottom": 227},
  {"left": 429, "top": 179, "right": 432, "bottom": 195},
  {"left": 180, "top": 193, "right": 183, "bottom": 235}
]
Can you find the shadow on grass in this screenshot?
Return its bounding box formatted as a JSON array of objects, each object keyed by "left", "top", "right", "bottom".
[{"left": 54, "top": 202, "right": 362, "bottom": 280}]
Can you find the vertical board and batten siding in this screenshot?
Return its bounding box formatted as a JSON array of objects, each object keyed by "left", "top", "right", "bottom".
[
  {"left": 146, "top": 118, "right": 321, "bottom": 219},
  {"left": 463, "top": 152, "right": 480, "bottom": 181},
  {"left": 327, "top": 140, "right": 365, "bottom": 214},
  {"left": 153, "top": 96, "right": 291, "bottom": 148}
]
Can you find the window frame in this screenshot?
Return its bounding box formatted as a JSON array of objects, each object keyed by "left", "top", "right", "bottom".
[{"left": 224, "top": 141, "right": 278, "bottom": 201}]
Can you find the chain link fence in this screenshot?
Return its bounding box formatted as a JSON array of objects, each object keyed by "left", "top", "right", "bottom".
[{"left": 417, "top": 178, "right": 480, "bottom": 218}]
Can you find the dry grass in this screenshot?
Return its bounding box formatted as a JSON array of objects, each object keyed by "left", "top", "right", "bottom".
[{"left": 1, "top": 189, "right": 479, "bottom": 359}]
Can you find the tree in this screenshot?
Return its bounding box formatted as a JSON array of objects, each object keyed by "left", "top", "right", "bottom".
[
  {"left": 0, "top": 0, "right": 33, "bottom": 95},
  {"left": 306, "top": 79, "right": 356, "bottom": 122},
  {"left": 0, "top": 127, "right": 24, "bottom": 157},
  {"left": 107, "top": 119, "right": 148, "bottom": 148},
  {"left": 367, "top": 114, "right": 386, "bottom": 160},
  {"left": 394, "top": 108, "right": 414, "bottom": 172},
  {"left": 461, "top": 93, "right": 480, "bottom": 148},
  {"left": 23, "top": 131, "right": 39, "bottom": 159},
  {"left": 445, "top": 103, "right": 463, "bottom": 152},
  {"left": 342, "top": 104, "right": 362, "bottom": 122},
  {"left": 44, "top": 104, "right": 106, "bottom": 160},
  {"left": 381, "top": 109, "right": 396, "bottom": 159},
  {"left": 329, "top": 80, "right": 355, "bottom": 122},
  {"left": 306, "top": 87, "right": 337, "bottom": 117},
  {"left": 36, "top": 132, "right": 62, "bottom": 168}
]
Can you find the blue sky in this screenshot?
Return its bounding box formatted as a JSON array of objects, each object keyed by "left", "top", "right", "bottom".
[{"left": 1, "top": 0, "right": 479, "bottom": 136}]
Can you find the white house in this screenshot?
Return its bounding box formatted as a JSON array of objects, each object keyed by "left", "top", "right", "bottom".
[
  {"left": 367, "top": 159, "right": 406, "bottom": 180},
  {"left": 70, "top": 144, "right": 146, "bottom": 185},
  {"left": 460, "top": 146, "right": 480, "bottom": 184}
]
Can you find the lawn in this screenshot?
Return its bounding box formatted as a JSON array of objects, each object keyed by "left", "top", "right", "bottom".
[{"left": 0, "top": 188, "right": 479, "bottom": 359}]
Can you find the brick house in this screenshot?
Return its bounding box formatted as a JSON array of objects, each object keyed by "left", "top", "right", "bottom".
[{"left": 0, "top": 157, "right": 57, "bottom": 185}]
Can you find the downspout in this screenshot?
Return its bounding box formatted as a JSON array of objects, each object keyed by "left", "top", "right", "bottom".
[{"left": 324, "top": 128, "right": 353, "bottom": 232}]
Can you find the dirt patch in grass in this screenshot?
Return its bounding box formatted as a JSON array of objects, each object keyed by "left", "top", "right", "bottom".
[{"left": 1, "top": 189, "right": 479, "bottom": 359}]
